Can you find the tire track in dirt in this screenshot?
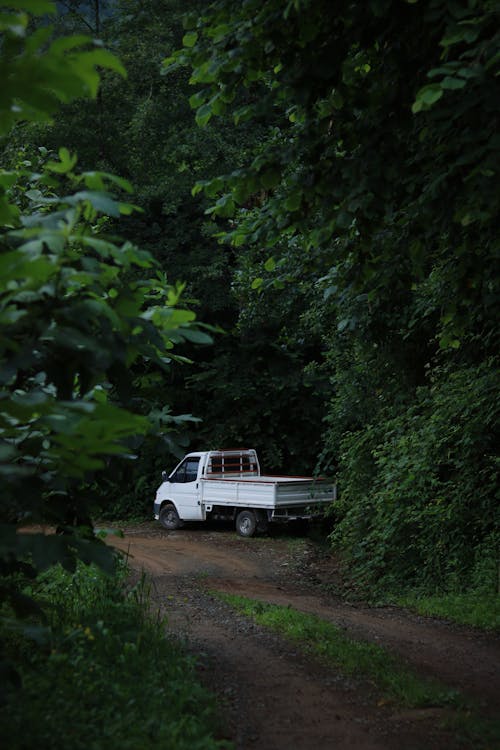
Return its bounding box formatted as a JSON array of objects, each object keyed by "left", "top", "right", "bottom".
[
  {"left": 109, "top": 525, "right": 500, "bottom": 749},
  {"left": 204, "top": 577, "right": 500, "bottom": 717},
  {"left": 146, "top": 574, "right": 455, "bottom": 750}
]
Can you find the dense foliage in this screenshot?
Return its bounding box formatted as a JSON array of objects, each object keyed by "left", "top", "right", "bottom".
[
  {"left": 0, "top": 7, "right": 226, "bottom": 744},
  {"left": 166, "top": 0, "right": 499, "bottom": 595},
  {"left": 0, "top": 1, "right": 204, "bottom": 606},
  {"left": 1, "top": 561, "right": 227, "bottom": 749},
  {"left": 22, "top": 0, "right": 327, "bottom": 490}
]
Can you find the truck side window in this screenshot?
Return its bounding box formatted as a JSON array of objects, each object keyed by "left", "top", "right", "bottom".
[
  {"left": 184, "top": 458, "right": 200, "bottom": 482},
  {"left": 171, "top": 457, "right": 200, "bottom": 483}
]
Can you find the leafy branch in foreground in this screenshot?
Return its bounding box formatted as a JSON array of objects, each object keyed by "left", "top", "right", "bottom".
[{"left": 0, "top": 3, "right": 205, "bottom": 593}]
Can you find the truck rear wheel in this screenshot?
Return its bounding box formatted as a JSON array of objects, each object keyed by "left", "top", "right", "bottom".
[
  {"left": 159, "top": 503, "right": 183, "bottom": 531},
  {"left": 236, "top": 510, "right": 257, "bottom": 538}
]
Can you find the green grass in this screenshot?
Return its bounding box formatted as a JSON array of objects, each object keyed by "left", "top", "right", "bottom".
[
  {"left": 397, "top": 592, "right": 500, "bottom": 631},
  {"left": 215, "top": 592, "right": 459, "bottom": 709},
  {"left": 1, "top": 563, "right": 230, "bottom": 750}
]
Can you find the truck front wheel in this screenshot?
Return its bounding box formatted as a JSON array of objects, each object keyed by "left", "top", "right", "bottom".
[
  {"left": 236, "top": 510, "right": 257, "bottom": 538},
  {"left": 159, "top": 503, "right": 183, "bottom": 531}
]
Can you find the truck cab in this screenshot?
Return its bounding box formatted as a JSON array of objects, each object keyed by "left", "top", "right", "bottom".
[
  {"left": 154, "top": 450, "right": 260, "bottom": 529},
  {"left": 156, "top": 452, "right": 205, "bottom": 527}
]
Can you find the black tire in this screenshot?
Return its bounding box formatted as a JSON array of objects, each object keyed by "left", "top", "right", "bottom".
[
  {"left": 159, "top": 503, "right": 183, "bottom": 531},
  {"left": 236, "top": 510, "right": 257, "bottom": 537},
  {"left": 257, "top": 513, "right": 269, "bottom": 534}
]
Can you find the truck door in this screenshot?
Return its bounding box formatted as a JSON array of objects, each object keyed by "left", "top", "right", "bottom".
[{"left": 168, "top": 456, "right": 203, "bottom": 520}]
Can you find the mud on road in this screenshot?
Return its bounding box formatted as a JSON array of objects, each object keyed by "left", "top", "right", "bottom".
[{"left": 109, "top": 523, "right": 500, "bottom": 750}]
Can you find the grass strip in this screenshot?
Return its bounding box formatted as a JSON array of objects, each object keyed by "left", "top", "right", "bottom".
[
  {"left": 215, "top": 592, "right": 459, "bottom": 709},
  {"left": 396, "top": 593, "right": 500, "bottom": 631}
]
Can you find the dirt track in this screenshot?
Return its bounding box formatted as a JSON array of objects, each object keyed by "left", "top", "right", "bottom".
[{"left": 108, "top": 523, "right": 500, "bottom": 750}]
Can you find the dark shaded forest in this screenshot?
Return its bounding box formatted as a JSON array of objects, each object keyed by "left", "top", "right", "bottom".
[{"left": 1, "top": 0, "right": 498, "bottom": 601}]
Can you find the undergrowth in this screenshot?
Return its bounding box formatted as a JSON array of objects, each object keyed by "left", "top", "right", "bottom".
[
  {"left": 396, "top": 592, "right": 500, "bottom": 631},
  {"left": 1, "top": 561, "right": 230, "bottom": 750}
]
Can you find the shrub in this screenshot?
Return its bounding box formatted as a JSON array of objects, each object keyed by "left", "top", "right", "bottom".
[{"left": 1, "top": 562, "right": 228, "bottom": 750}]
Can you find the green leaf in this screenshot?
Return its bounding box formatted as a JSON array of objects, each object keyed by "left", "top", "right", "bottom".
[
  {"left": 191, "top": 182, "right": 205, "bottom": 197},
  {"left": 0, "top": 196, "right": 20, "bottom": 224},
  {"left": 183, "top": 31, "right": 198, "bottom": 48},
  {"left": 439, "top": 334, "right": 461, "bottom": 350},
  {"left": 189, "top": 90, "right": 207, "bottom": 109},
  {"left": 162, "top": 54, "right": 179, "bottom": 72},
  {"left": 231, "top": 232, "right": 248, "bottom": 247},
  {"left": 285, "top": 191, "right": 302, "bottom": 211},
  {"left": 337, "top": 318, "right": 350, "bottom": 332},
  {"left": 206, "top": 193, "right": 235, "bottom": 218},
  {"left": 0, "top": 171, "right": 17, "bottom": 189},
  {"left": 440, "top": 76, "right": 466, "bottom": 90},
  {"left": 118, "top": 201, "right": 141, "bottom": 215},
  {"left": 264, "top": 257, "right": 276, "bottom": 272},
  {"left": 0, "top": 11, "right": 27, "bottom": 37},
  {"left": 70, "top": 191, "right": 122, "bottom": 216},
  {"left": 179, "top": 328, "right": 213, "bottom": 345},
  {"left": 208, "top": 93, "right": 225, "bottom": 116},
  {"left": 6, "top": 1, "right": 55, "bottom": 13},
  {"left": 49, "top": 34, "right": 92, "bottom": 54},
  {"left": 46, "top": 147, "right": 78, "bottom": 174},
  {"left": 70, "top": 538, "right": 116, "bottom": 572},
  {"left": 412, "top": 84, "right": 444, "bottom": 113},
  {"left": 195, "top": 103, "right": 212, "bottom": 127},
  {"left": 76, "top": 48, "right": 127, "bottom": 79},
  {"left": 234, "top": 105, "right": 254, "bottom": 126},
  {"left": 331, "top": 89, "right": 344, "bottom": 109},
  {"left": 82, "top": 171, "right": 133, "bottom": 194}
]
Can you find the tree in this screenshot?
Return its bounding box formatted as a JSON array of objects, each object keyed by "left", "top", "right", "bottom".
[
  {"left": 165, "top": 0, "right": 499, "bottom": 593},
  {"left": 21, "top": 0, "right": 326, "bottom": 476},
  {"left": 0, "top": 2, "right": 202, "bottom": 600}
]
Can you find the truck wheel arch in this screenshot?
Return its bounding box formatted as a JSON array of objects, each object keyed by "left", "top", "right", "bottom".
[{"left": 159, "top": 502, "right": 184, "bottom": 531}]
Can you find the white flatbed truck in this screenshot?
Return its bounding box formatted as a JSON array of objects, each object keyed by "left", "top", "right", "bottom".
[{"left": 153, "top": 449, "right": 336, "bottom": 537}]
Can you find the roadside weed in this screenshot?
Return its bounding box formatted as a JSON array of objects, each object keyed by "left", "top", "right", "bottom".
[
  {"left": 397, "top": 593, "right": 500, "bottom": 631},
  {"left": 1, "top": 563, "right": 230, "bottom": 750}
]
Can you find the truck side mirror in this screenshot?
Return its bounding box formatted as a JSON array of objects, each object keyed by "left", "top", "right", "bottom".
[{"left": 161, "top": 470, "right": 167, "bottom": 482}]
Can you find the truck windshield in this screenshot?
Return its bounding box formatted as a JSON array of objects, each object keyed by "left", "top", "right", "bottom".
[{"left": 170, "top": 457, "right": 200, "bottom": 483}]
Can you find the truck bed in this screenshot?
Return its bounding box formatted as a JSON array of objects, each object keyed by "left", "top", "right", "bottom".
[{"left": 201, "top": 475, "right": 335, "bottom": 512}]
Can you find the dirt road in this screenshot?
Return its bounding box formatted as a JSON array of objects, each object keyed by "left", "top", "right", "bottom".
[{"left": 109, "top": 523, "right": 500, "bottom": 750}]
